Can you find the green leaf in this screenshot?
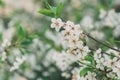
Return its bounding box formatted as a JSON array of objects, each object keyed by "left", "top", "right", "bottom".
[
  {"left": 19, "top": 48, "right": 31, "bottom": 55},
  {"left": 39, "top": 3, "right": 64, "bottom": 18},
  {"left": 115, "top": 40, "right": 120, "bottom": 43},
  {"left": 104, "top": 37, "right": 115, "bottom": 47},
  {"left": 45, "top": 2, "right": 52, "bottom": 9},
  {"left": 109, "top": 37, "right": 115, "bottom": 45},
  {"left": 50, "top": 7, "right": 57, "bottom": 15},
  {"left": 56, "top": 3, "right": 64, "bottom": 18},
  {"left": 17, "top": 25, "right": 25, "bottom": 36},
  {"left": 85, "top": 55, "right": 94, "bottom": 62},
  {"left": 21, "top": 39, "right": 32, "bottom": 46},
  {"left": 39, "top": 9, "right": 54, "bottom": 17},
  {"left": 45, "top": 2, "right": 56, "bottom": 15},
  {"left": 108, "top": 0, "right": 114, "bottom": 8},
  {"left": 80, "top": 67, "right": 93, "bottom": 77},
  {"left": 0, "top": 33, "right": 2, "bottom": 41},
  {"left": 14, "top": 22, "right": 25, "bottom": 38},
  {"left": 85, "top": 55, "right": 96, "bottom": 65},
  {"left": 0, "top": 0, "right": 5, "bottom": 7}
]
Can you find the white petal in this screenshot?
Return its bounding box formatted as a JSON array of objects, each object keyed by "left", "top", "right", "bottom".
[
  {"left": 51, "top": 24, "right": 55, "bottom": 28},
  {"left": 57, "top": 18, "right": 62, "bottom": 22},
  {"left": 51, "top": 18, "right": 56, "bottom": 22}
]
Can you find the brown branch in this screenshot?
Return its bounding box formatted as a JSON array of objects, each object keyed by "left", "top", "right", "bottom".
[
  {"left": 6, "top": 59, "right": 32, "bottom": 80},
  {"left": 84, "top": 33, "right": 120, "bottom": 52}
]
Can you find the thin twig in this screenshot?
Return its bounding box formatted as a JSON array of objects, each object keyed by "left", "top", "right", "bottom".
[
  {"left": 6, "top": 59, "right": 32, "bottom": 80},
  {"left": 84, "top": 33, "right": 120, "bottom": 52}
]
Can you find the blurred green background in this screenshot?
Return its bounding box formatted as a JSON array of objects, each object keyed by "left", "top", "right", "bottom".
[{"left": 0, "top": 0, "right": 120, "bottom": 80}]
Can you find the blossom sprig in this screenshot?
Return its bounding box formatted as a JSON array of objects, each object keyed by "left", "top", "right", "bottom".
[
  {"left": 50, "top": 18, "right": 120, "bottom": 53},
  {"left": 51, "top": 18, "right": 85, "bottom": 47},
  {"left": 50, "top": 18, "right": 120, "bottom": 80},
  {"left": 51, "top": 18, "right": 90, "bottom": 59}
]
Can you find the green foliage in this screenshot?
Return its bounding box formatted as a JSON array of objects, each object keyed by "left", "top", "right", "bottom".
[
  {"left": 20, "top": 38, "right": 32, "bottom": 46},
  {"left": 80, "top": 67, "right": 94, "bottom": 77},
  {"left": 14, "top": 21, "right": 26, "bottom": 39},
  {"left": 0, "top": 0, "right": 5, "bottom": 7},
  {"left": 0, "top": 33, "right": 2, "bottom": 41},
  {"left": 56, "top": 3, "right": 64, "bottom": 18},
  {"left": 85, "top": 55, "right": 94, "bottom": 62},
  {"left": 110, "top": 53, "right": 115, "bottom": 59},
  {"left": 39, "top": 2, "right": 64, "bottom": 18},
  {"left": 100, "top": 0, "right": 114, "bottom": 9},
  {"left": 16, "top": 25, "right": 25, "bottom": 38},
  {"left": 107, "top": 0, "right": 114, "bottom": 8},
  {"left": 85, "top": 55, "right": 96, "bottom": 66},
  {"left": 39, "top": 9, "right": 55, "bottom": 17},
  {"left": 105, "top": 37, "right": 115, "bottom": 47}
]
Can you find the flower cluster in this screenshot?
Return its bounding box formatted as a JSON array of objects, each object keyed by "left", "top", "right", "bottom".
[
  {"left": 51, "top": 18, "right": 91, "bottom": 67},
  {"left": 50, "top": 18, "right": 120, "bottom": 80},
  {"left": 51, "top": 18, "right": 90, "bottom": 56},
  {"left": 93, "top": 48, "right": 120, "bottom": 79}
]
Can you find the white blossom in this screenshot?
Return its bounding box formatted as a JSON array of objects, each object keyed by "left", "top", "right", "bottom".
[
  {"left": 51, "top": 18, "right": 64, "bottom": 32},
  {"left": 96, "top": 58, "right": 105, "bottom": 70},
  {"left": 104, "top": 57, "right": 118, "bottom": 69},
  {"left": 86, "top": 71, "right": 96, "bottom": 80},
  {"left": 94, "top": 48, "right": 102, "bottom": 60}
]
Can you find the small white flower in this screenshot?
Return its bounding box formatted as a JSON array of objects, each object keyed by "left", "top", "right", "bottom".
[
  {"left": 96, "top": 58, "right": 105, "bottom": 70},
  {"left": 70, "top": 24, "right": 83, "bottom": 39},
  {"left": 82, "top": 46, "right": 90, "bottom": 54},
  {"left": 1, "top": 39, "right": 11, "bottom": 48},
  {"left": 61, "top": 29, "right": 72, "bottom": 38},
  {"left": 71, "top": 67, "right": 87, "bottom": 80},
  {"left": 113, "top": 67, "right": 120, "bottom": 73},
  {"left": 76, "top": 41, "right": 83, "bottom": 48},
  {"left": 66, "top": 20, "right": 74, "bottom": 25},
  {"left": 104, "top": 57, "right": 118, "bottom": 68},
  {"left": 107, "top": 48, "right": 120, "bottom": 57},
  {"left": 106, "top": 72, "right": 116, "bottom": 79},
  {"left": 68, "top": 35, "right": 79, "bottom": 48},
  {"left": 113, "top": 66, "right": 120, "bottom": 79},
  {"left": 51, "top": 18, "right": 63, "bottom": 32},
  {"left": 94, "top": 48, "right": 102, "bottom": 60},
  {"left": 77, "top": 45, "right": 90, "bottom": 54},
  {"left": 86, "top": 71, "right": 96, "bottom": 80}
]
